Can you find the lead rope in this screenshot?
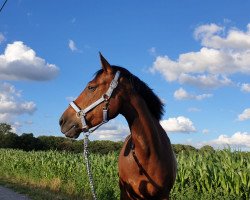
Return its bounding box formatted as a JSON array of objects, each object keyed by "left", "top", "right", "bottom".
[{"left": 83, "top": 134, "right": 97, "bottom": 200}]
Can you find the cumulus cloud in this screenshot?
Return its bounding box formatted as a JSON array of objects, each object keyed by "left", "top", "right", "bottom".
[
  {"left": 71, "top": 18, "right": 76, "bottom": 23},
  {"left": 179, "top": 74, "right": 232, "bottom": 88},
  {"left": 0, "top": 82, "right": 36, "bottom": 123},
  {"left": 194, "top": 23, "right": 224, "bottom": 42},
  {"left": 0, "top": 33, "right": 5, "bottom": 44},
  {"left": 237, "top": 108, "right": 250, "bottom": 121},
  {"left": 174, "top": 87, "right": 213, "bottom": 100},
  {"left": 0, "top": 41, "right": 59, "bottom": 81},
  {"left": 195, "top": 23, "right": 250, "bottom": 50},
  {"left": 160, "top": 116, "right": 196, "bottom": 133},
  {"left": 202, "top": 129, "right": 209, "bottom": 134},
  {"left": 209, "top": 132, "right": 250, "bottom": 149},
  {"left": 68, "top": 39, "right": 78, "bottom": 52},
  {"left": 66, "top": 96, "right": 76, "bottom": 102},
  {"left": 241, "top": 83, "right": 250, "bottom": 92},
  {"left": 11, "top": 122, "right": 22, "bottom": 133},
  {"left": 151, "top": 23, "right": 250, "bottom": 88},
  {"left": 148, "top": 47, "right": 157, "bottom": 56},
  {"left": 92, "top": 121, "right": 130, "bottom": 141}
]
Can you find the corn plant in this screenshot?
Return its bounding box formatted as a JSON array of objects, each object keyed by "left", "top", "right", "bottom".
[{"left": 0, "top": 148, "right": 249, "bottom": 199}]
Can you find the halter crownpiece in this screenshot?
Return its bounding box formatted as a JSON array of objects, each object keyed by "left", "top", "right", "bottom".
[{"left": 70, "top": 70, "right": 121, "bottom": 133}]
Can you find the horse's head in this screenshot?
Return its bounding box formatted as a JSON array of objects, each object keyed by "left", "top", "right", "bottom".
[{"left": 59, "top": 54, "right": 130, "bottom": 138}]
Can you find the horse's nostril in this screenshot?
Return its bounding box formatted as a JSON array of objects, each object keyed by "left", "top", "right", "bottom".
[{"left": 59, "top": 117, "right": 64, "bottom": 126}]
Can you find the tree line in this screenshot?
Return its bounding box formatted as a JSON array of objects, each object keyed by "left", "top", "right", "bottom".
[{"left": 0, "top": 123, "right": 214, "bottom": 154}]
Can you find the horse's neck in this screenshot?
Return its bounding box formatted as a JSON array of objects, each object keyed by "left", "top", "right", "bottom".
[{"left": 121, "top": 94, "right": 162, "bottom": 156}]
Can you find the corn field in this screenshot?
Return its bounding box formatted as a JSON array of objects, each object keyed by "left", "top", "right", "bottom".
[{"left": 0, "top": 148, "right": 249, "bottom": 199}]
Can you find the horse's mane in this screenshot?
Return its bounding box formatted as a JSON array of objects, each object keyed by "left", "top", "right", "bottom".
[{"left": 95, "top": 66, "right": 164, "bottom": 120}]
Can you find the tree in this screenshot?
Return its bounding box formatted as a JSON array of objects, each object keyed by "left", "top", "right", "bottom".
[
  {"left": 38, "top": 136, "right": 68, "bottom": 150},
  {"left": 88, "top": 140, "right": 123, "bottom": 154},
  {"left": 0, "top": 123, "right": 13, "bottom": 135},
  {"left": 0, "top": 123, "right": 15, "bottom": 148},
  {"left": 172, "top": 144, "right": 197, "bottom": 154},
  {"left": 17, "top": 133, "right": 43, "bottom": 151},
  {"left": 200, "top": 145, "right": 215, "bottom": 153},
  {"left": 1, "top": 132, "right": 19, "bottom": 148}
]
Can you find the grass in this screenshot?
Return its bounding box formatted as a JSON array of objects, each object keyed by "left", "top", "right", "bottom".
[{"left": 0, "top": 148, "right": 249, "bottom": 199}]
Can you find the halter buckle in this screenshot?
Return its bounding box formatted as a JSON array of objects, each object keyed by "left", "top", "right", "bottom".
[
  {"left": 76, "top": 110, "right": 85, "bottom": 118},
  {"left": 103, "top": 94, "right": 109, "bottom": 101}
]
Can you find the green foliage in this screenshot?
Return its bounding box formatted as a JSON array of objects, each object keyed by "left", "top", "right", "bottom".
[
  {"left": 200, "top": 145, "right": 215, "bottom": 153},
  {"left": 38, "top": 136, "right": 86, "bottom": 153},
  {"left": 0, "top": 149, "right": 249, "bottom": 199},
  {"left": 0, "top": 123, "right": 123, "bottom": 154},
  {"left": 0, "top": 123, "right": 16, "bottom": 148},
  {"left": 172, "top": 149, "right": 250, "bottom": 199},
  {"left": 0, "top": 149, "right": 120, "bottom": 200},
  {"left": 0, "top": 123, "right": 13, "bottom": 135},
  {"left": 0, "top": 132, "right": 19, "bottom": 148},
  {"left": 172, "top": 144, "right": 198, "bottom": 154},
  {"left": 18, "top": 133, "right": 44, "bottom": 151},
  {"left": 88, "top": 140, "right": 123, "bottom": 154}
]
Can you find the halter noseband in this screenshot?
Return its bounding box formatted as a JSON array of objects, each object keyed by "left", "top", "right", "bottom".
[{"left": 69, "top": 71, "right": 121, "bottom": 133}]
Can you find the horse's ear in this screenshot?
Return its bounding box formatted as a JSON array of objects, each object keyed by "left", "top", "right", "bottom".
[{"left": 99, "top": 52, "right": 113, "bottom": 74}]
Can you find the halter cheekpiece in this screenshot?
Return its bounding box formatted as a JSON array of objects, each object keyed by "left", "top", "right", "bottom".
[{"left": 70, "top": 71, "right": 121, "bottom": 133}]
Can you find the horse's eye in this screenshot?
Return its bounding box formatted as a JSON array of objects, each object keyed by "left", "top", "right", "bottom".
[{"left": 88, "top": 85, "right": 97, "bottom": 92}]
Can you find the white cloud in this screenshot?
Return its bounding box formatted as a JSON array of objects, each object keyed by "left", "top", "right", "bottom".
[
  {"left": 237, "top": 108, "right": 250, "bottom": 121},
  {"left": 68, "top": 39, "right": 78, "bottom": 52},
  {"left": 187, "top": 107, "right": 201, "bottom": 112},
  {"left": 151, "top": 23, "right": 250, "bottom": 88},
  {"left": 0, "top": 41, "right": 59, "bottom": 81},
  {"left": 11, "top": 122, "right": 22, "bottom": 133},
  {"left": 174, "top": 87, "right": 213, "bottom": 100},
  {"left": 179, "top": 74, "right": 233, "bottom": 88},
  {"left": 160, "top": 116, "right": 196, "bottom": 133},
  {"left": 0, "top": 82, "right": 36, "bottom": 123},
  {"left": 195, "top": 23, "right": 250, "bottom": 50},
  {"left": 0, "top": 33, "right": 5, "bottom": 44},
  {"left": 194, "top": 23, "right": 224, "bottom": 42},
  {"left": 209, "top": 132, "right": 250, "bottom": 148},
  {"left": 241, "top": 83, "right": 250, "bottom": 92},
  {"left": 66, "top": 96, "right": 76, "bottom": 102},
  {"left": 160, "top": 97, "right": 167, "bottom": 104},
  {"left": 148, "top": 47, "right": 157, "bottom": 56},
  {"left": 92, "top": 121, "right": 130, "bottom": 141},
  {"left": 202, "top": 129, "right": 209, "bottom": 134},
  {"left": 0, "top": 113, "right": 12, "bottom": 123},
  {"left": 71, "top": 18, "right": 76, "bottom": 23}
]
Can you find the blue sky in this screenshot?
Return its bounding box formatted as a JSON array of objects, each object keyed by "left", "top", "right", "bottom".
[{"left": 0, "top": 0, "right": 250, "bottom": 150}]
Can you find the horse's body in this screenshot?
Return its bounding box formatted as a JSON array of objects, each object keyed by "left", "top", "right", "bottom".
[{"left": 59, "top": 54, "right": 177, "bottom": 200}]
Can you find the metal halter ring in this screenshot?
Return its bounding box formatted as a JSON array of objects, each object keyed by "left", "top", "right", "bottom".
[
  {"left": 76, "top": 110, "right": 85, "bottom": 118},
  {"left": 103, "top": 94, "right": 109, "bottom": 101}
]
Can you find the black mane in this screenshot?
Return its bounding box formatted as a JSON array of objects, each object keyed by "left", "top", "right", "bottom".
[{"left": 95, "top": 66, "right": 164, "bottom": 120}]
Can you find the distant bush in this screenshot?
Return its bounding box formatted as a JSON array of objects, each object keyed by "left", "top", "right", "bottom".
[
  {"left": 199, "top": 145, "right": 215, "bottom": 153},
  {"left": 17, "top": 133, "right": 44, "bottom": 151},
  {"left": 88, "top": 140, "right": 123, "bottom": 154},
  {"left": 172, "top": 144, "right": 197, "bottom": 154},
  {"left": 0, "top": 123, "right": 218, "bottom": 155}
]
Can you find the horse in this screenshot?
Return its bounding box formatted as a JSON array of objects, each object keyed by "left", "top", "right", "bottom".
[{"left": 59, "top": 53, "right": 177, "bottom": 200}]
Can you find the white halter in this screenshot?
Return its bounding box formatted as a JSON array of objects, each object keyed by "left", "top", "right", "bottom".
[{"left": 70, "top": 71, "right": 121, "bottom": 133}]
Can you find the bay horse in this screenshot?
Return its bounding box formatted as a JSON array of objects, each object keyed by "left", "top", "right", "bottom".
[{"left": 59, "top": 54, "right": 177, "bottom": 200}]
